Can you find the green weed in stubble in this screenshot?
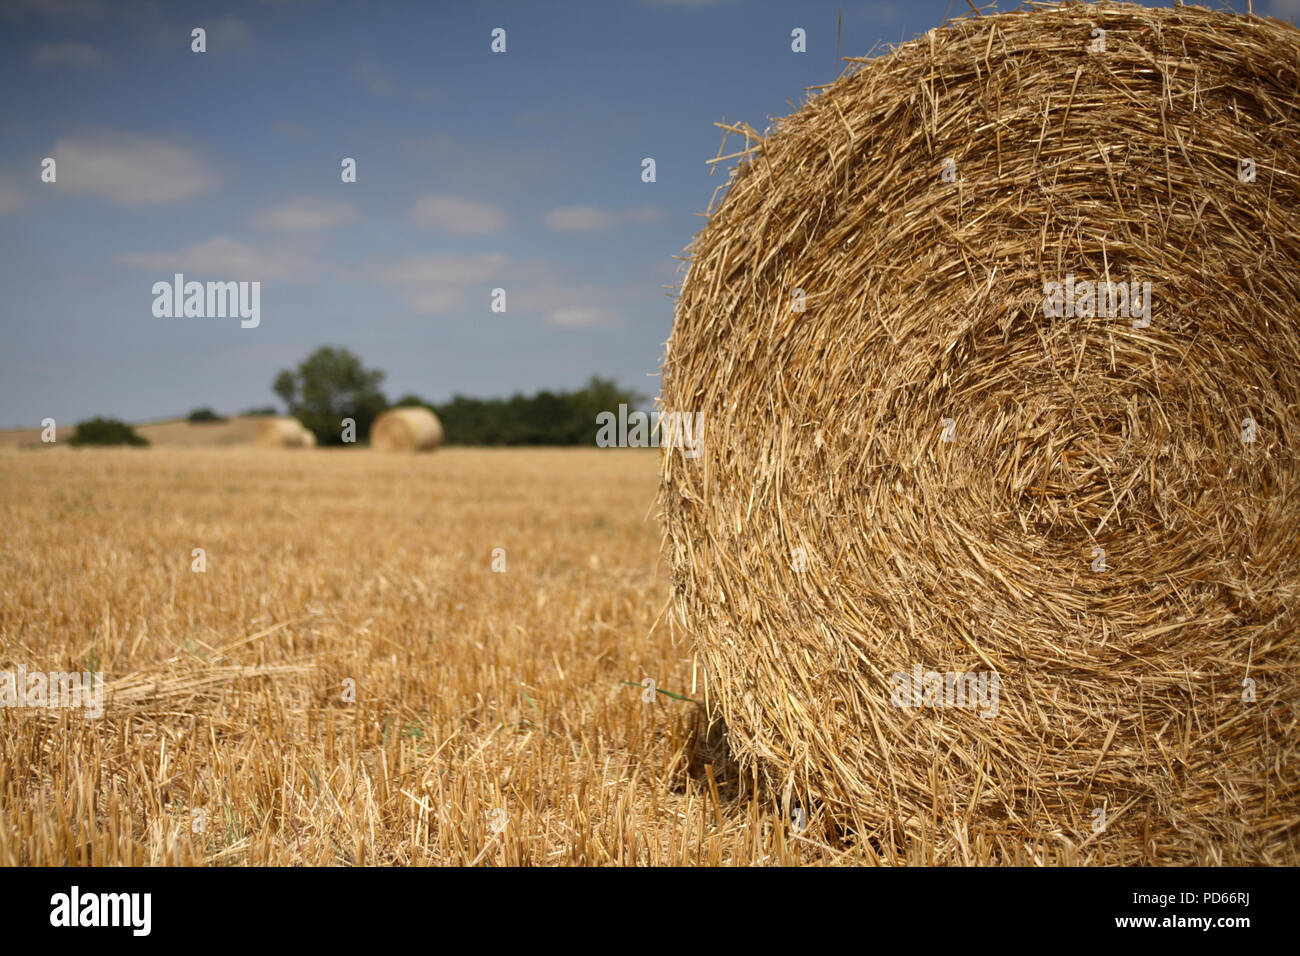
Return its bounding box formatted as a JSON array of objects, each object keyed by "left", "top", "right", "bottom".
[{"left": 620, "top": 680, "right": 704, "bottom": 712}]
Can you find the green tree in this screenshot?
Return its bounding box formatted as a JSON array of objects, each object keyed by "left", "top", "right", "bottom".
[
  {"left": 570, "top": 376, "right": 646, "bottom": 442},
  {"left": 272, "top": 347, "right": 388, "bottom": 445},
  {"left": 187, "top": 407, "right": 226, "bottom": 423}
]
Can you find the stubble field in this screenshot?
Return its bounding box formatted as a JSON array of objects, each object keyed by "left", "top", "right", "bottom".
[{"left": 0, "top": 446, "right": 884, "bottom": 867}]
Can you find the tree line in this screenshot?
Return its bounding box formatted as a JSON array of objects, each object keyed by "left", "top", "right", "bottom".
[
  {"left": 397, "top": 379, "right": 644, "bottom": 446},
  {"left": 67, "top": 347, "right": 646, "bottom": 446},
  {"left": 274, "top": 347, "right": 645, "bottom": 446}
]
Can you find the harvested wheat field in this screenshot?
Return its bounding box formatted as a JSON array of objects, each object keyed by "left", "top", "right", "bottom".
[{"left": 1, "top": 446, "right": 901, "bottom": 867}]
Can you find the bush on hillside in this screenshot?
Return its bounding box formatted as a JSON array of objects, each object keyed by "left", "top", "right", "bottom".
[{"left": 69, "top": 418, "right": 149, "bottom": 446}]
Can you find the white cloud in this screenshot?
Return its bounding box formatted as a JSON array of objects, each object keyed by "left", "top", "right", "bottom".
[
  {"left": 544, "top": 204, "right": 663, "bottom": 232},
  {"left": 375, "top": 252, "right": 624, "bottom": 325},
  {"left": 380, "top": 252, "right": 509, "bottom": 285},
  {"left": 545, "top": 206, "right": 617, "bottom": 232},
  {"left": 526, "top": 283, "right": 625, "bottom": 328},
  {"left": 52, "top": 134, "right": 218, "bottom": 205},
  {"left": 378, "top": 252, "right": 508, "bottom": 315},
  {"left": 117, "top": 236, "right": 314, "bottom": 280},
  {"left": 252, "top": 196, "right": 357, "bottom": 231},
  {"left": 0, "top": 181, "right": 24, "bottom": 214},
  {"left": 30, "top": 42, "right": 111, "bottom": 69},
  {"left": 411, "top": 194, "right": 508, "bottom": 235},
  {"left": 547, "top": 307, "right": 617, "bottom": 328}
]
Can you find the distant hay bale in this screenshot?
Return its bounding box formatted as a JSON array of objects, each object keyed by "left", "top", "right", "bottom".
[
  {"left": 254, "top": 417, "right": 313, "bottom": 448},
  {"left": 371, "top": 406, "right": 443, "bottom": 452},
  {"left": 660, "top": 2, "right": 1300, "bottom": 863}
]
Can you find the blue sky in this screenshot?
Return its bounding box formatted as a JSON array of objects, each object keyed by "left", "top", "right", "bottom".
[{"left": 0, "top": 0, "right": 1285, "bottom": 425}]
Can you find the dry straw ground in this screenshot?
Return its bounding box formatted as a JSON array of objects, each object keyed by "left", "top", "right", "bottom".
[
  {"left": 2, "top": 446, "right": 911, "bottom": 867},
  {"left": 661, "top": 1, "right": 1300, "bottom": 864}
]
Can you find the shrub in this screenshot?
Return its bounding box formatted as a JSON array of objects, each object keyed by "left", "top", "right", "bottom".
[{"left": 69, "top": 418, "right": 149, "bottom": 446}]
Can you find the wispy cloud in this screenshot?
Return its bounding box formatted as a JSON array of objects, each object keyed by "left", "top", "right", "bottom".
[
  {"left": 252, "top": 196, "right": 357, "bottom": 232},
  {"left": 526, "top": 282, "right": 627, "bottom": 328},
  {"left": 30, "top": 42, "right": 111, "bottom": 69},
  {"left": 379, "top": 252, "right": 509, "bottom": 286},
  {"left": 544, "top": 204, "right": 663, "bottom": 232},
  {"left": 546, "top": 307, "right": 618, "bottom": 328},
  {"left": 118, "top": 236, "right": 318, "bottom": 280},
  {"left": 376, "top": 252, "right": 629, "bottom": 325},
  {"left": 51, "top": 133, "right": 218, "bottom": 205},
  {"left": 378, "top": 252, "right": 509, "bottom": 315},
  {"left": 411, "top": 194, "right": 508, "bottom": 236}
]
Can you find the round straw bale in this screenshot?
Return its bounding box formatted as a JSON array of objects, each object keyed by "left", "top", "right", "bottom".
[
  {"left": 660, "top": 2, "right": 1300, "bottom": 863},
  {"left": 254, "top": 417, "right": 313, "bottom": 448},
  {"left": 371, "top": 406, "right": 443, "bottom": 452}
]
